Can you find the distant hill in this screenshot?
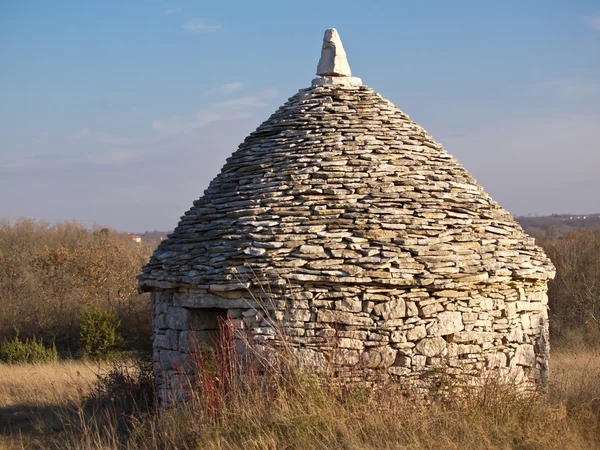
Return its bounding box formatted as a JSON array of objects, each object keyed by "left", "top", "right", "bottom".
[
  {"left": 136, "top": 230, "right": 172, "bottom": 243},
  {"left": 516, "top": 213, "right": 600, "bottom": 235}
]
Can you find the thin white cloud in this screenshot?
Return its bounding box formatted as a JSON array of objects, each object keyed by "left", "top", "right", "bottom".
[
  {"left": 203, "top": 82, "right": 244, "bottom": 97},
  {"left": 214, "top": 96, "right": 266, "bottom": 110},
  {"left": 257, "top": 87, "right": 279, "bottom": 98},
  {"left": 585, "top": 13, "right": 600, "bottom": 31},
  {"left": 165, "top": 8, "right": 182, "bottom": 15},
  {"left": 152, "top": 89, "right": 276, "bottom": 136},
  {"left": 9, "top": 87, "right": 278, "bottom": 173},
  {"left": 95, "top": 132, "right": 159, "bottom": 146},
  {"left": 73, "top": 127, "right": 90, "bottom": 139},
  {"left": 539, "top": 77, "right": 600, "bottom": 97},
  {"left": 0, "top": 148, "right": 146, "bottom": 171},
  {"left": 441, "top": 114, "right": 600, "bottom": 216},
  {"left": 181, "top": 19, "right": 220, "bottom": 34},
  {"left": 151, "top": 106, "right": 252, "bottom": 135}
]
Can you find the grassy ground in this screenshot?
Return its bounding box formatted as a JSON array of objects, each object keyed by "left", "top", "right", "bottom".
[
  {"left": 0, "top": 348, "right": 599, "bottom": 450},
  {"left": 0, "top": 361, "right": 110, "bottom": 449}
]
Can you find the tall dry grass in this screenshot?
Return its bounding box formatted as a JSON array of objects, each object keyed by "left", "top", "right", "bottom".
[
  {"left": 0, "top": 361, "right": 111, "bottom": 449},
  {"left": 531, "top": 226, "right": 600, "bottom": 343},
  {"left": 1, "top": 338, "right": 598, "bottom": 450},
  {"left": 1, "top": 221, "right": 599, "bottom": 448}
]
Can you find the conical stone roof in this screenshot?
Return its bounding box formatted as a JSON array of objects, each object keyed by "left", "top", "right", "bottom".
[{"left": 139, "top": 31, "right": 554, "bottom": 294}]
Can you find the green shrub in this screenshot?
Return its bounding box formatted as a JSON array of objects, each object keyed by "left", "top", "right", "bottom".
[
  {"left": 79, "top": 305, "right": 124, "bottom": 360},
  {"left": 0, "top": 332, "right": 58, "bottom": 364}
]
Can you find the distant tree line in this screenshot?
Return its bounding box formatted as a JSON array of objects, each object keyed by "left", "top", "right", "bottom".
[
  {"left": 0, "top": 219, "right": 155, "bottom": 355},
  {"left": 0, "top": 218, "right": 598, "bottom": 357},
  {"left": 530, "top": 227, "right": 600, "bottom": 345}
]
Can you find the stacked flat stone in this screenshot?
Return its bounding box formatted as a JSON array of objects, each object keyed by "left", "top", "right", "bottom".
[{"left": 140, "top": 30, "right": 555, "bottom": 405}]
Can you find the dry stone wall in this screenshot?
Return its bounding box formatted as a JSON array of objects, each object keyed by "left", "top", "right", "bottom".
[
  {"left": 152, "top": 279, "right": 549, "bottom": 405},
  {"left": 142, "top": 83, "right": 555, "bottom": 406}
]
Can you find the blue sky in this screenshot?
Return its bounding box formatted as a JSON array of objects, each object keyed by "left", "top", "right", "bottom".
[{"left": 1, "top": 1, "right": 599, "bottom": 231}]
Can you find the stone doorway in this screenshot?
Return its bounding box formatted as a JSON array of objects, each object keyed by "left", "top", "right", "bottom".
[{"left": 181, "top": 308, "right": 228, "bottom": 353}]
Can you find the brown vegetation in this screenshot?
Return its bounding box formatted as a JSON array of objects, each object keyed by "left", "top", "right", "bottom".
[
  {"left": 0, "top": 219, "right": 154, "bottom": 352},
  {"left": 1, "top": 219, "right": 600, "bottom": 448},
  {"left": 530, "top": 226, "right": 600, "bottom": 344},
  {"left": 0, "top": 335, "right": 598, "bottom": 449}
]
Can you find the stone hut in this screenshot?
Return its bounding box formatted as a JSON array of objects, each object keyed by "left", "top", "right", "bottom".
[{"left": 139, "top": 29, "right": 555, "bottom": 405}]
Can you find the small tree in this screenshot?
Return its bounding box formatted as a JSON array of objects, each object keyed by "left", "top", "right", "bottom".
[
  {"left": 79, "top": 305, "right": 124, "bottom": 360},
  {"left": 0, "top": 331, "right": 58, "bottom": 364}
]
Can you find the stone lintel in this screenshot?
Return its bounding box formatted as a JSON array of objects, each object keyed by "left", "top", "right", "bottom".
[{"left": 311, "top": 76, "right": 363, "bottom": 87}]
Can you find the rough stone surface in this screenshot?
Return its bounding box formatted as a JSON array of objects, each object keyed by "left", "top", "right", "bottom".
[
  {"left": 316, "top": 28, "right": 351, "bottom": 77},
  {"left": 141, "top": 29, "right": 556, "bottom": 406},
  {"left": 415, "top": 337, "right": 447, "bottom": 357},
  {"left": 311, "top": 76, "right": 363, "bottom": 87},
  {"left": 429, "top": 311, "right": 464, "bottom": 337}
]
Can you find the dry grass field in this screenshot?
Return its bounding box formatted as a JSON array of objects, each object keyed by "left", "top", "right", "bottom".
[
  {"left": 0, "top": 361, "right": 116, "bottom": 449},
  {"left": 1, "top": 222, "right": 599, "bottom": 449},
  {"left": 0, "top": 347, "right": 598, "bottom": 450}
]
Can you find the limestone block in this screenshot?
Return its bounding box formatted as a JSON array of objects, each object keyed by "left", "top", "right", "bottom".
[
  {"left": 316, "top": 28, "right": 351, "bottom": 77},
  {"left": 529, "top": 312, "right": 546, "bottom": 330},
  {"left": 154, "top": 302, "right": 168, "bottom": 315},
  {"left": 368, "top": 332, "right": 389, "bottom": 343},
  {"left": 154, "top": 329, "right": 178, "bottom": 350},
  {"left": 293, "top": 348, "right": 328, "bottom": 371},
  {"left": 480, "top": 297, "right": 494, "bottom": 311},
  {"left": 412, "top": 355, "right": 427, "bottom": 369},
  {"left": 406, "top": 325, "right": 427, "bottom": 341},
  {"left": 421, "top": 302, "right": 444, "bottom": 316},
  {"left": 415, "top": 337, "right": 447, "bottom": 357},
  {"left": 317, "top": 310, "right": 372, "bottom": 326},
  {"left": 505, "top": 302, "right": 517, "bottom": 318},
  {"left": 428, "top": 311, "right": 464, "bottom": 336},
  {"left": 373, "top": 298, "right": 406, "bottom": 320},
  {"left": 390, "top": 331, "right": 407, "bottom": 343},
  {"left": 335, "top": 298, "right": 362, "bottom": 312},
  {"left": 508, "top": 327, "right": 524, "bottom": 343},
  {"left": 254, "top": 326, "right": 276, "bottom": 335},
  {"left": 299, "top": 244, "right": 326, "bottom": 255},
  {"left": 286, "top": 309, "right": 312, "bottom": 322},
  {"left": 406, "top": 301, "right": 419, "bottom": 317},
  {"left": 155, "top": 314, "right": 168, "bottom": 330},
  {"left": 311, "top": 76, "right": 362, "bottom": 87},
  {"left": 337, "top": 338, "right": 364, "bottom": 350},
  {"left": 394, "top": 354, "right": 412, "bottom": 368},
  {"left": 332, "top": 349, "right": 360, "bottom": 366},
  {"left": 462, "top": 312, "right": 478, "bottom": 324},
  {"left": 453, "top": 344, "right": 481, "bottom": 356},
  {"left": 227, "top": 319, "right": 245, "bottom": 329},
  {"left": 337, "top": 330, "right": 367, "bottom": 340},
  {"left": 516, "top": 301, "right": 543, "bottom": 312},
  {"left": 451, "top": 331, "right": 495, "bottom": 344},
  {"left": 486, "top": 352, "right": 507, "bottom": 369},
  {"left": 158, "top": 350, "right": 188, "bottom": 372},
  {"left": 166, "top": 307, "right": 191, "bottom": 330},
  {"left": 360, "top": 346, "right": 397, "bottom": 368},
  {"left": 388, "top": 366, "right": 411, "bottom": 376},
  {"left": 511, "top": 344, "right": 536, "bottom": 367}
]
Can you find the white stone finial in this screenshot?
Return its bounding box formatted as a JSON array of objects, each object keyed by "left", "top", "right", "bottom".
[
  {"left": 316, "top": 28, "right": 352, "bottom": 77},
  {"left": 309, "top": 28, "right": 363, "bottom": 88}
]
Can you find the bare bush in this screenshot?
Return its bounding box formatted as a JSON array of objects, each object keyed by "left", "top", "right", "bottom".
[
  {"left": 533, "top": 227, "right": 600, "bottom": 345},
  {"left": 0, "top": 219, "right": 154, "bottom": 352}
]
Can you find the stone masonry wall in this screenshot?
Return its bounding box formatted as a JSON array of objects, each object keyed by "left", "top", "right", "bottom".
[{"left": 152, "top": 278, "right": 549, "bottom": 405}]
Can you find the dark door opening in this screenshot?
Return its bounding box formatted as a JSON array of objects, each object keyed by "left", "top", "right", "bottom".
[{"left": 186, "top": 308, "right": 228, "bottom": 351}]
